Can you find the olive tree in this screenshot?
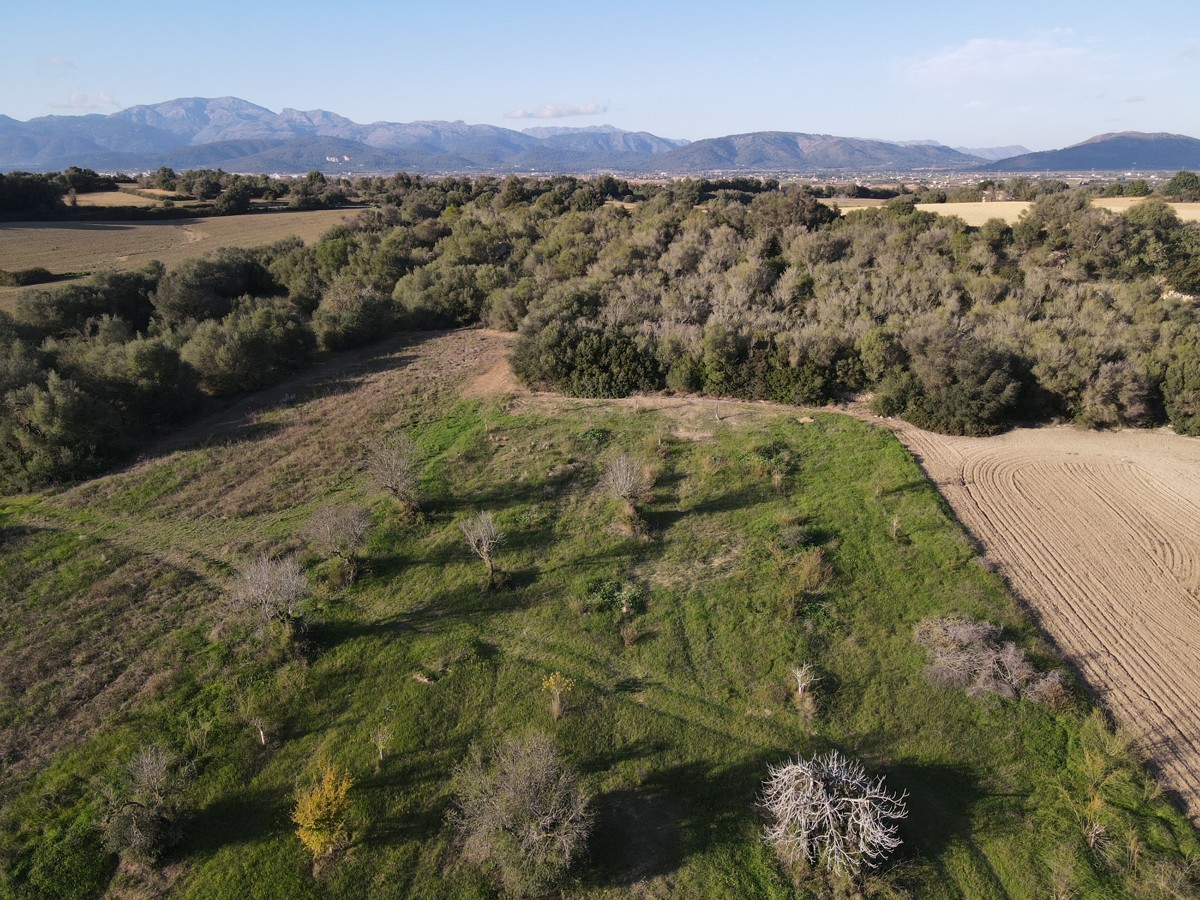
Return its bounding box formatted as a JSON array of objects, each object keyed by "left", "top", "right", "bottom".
[
  {"left": 451, "top": 732, "right": 592, "bottom": 896},
  {"left": 760, "top": 750, "right": 906, "bottom": 882}
]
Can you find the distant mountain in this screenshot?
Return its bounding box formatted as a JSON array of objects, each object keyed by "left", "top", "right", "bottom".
[
  {"left": 8, "top": 97, "right": 1191, "bottom": 177},
  {"left": 989, "top": 132, "right": 1200, "bottom": 171},
  {"left": 643, "top": 132, "right": 984, "bottom": 173},
  {"left": 954, "top": 145, "right": 1031, "bottom": 161}
]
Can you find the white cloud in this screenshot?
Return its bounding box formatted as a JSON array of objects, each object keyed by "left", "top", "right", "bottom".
[
  {"left": 39, "top": 56, "right": 76, "bottom": 69},
  {"left": 504, "top": 101, "right": 607, "bottom": 119},
  {"left": 912, "top": 32, "right": 1099, "bottom": 89},
  {"left": 51, "top": 90, "right": 118, "bottom": 111},
  {"left": 1126, "top": 94, "right": 1146, "bottom": 103}
]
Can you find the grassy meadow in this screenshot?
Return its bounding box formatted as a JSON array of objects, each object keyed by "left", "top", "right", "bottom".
[{"left": 0, "top": 330, "right": 1194, "bottom": 898}]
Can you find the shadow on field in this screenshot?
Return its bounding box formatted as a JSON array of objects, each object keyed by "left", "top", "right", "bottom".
[
  {"left": 883, "top": 760, "right": 988, "bottom": 860},
  {"left": 587, "top": 754, "right": 772, "bottom": 889},
  {"left": 185, "top": 786, "right": 289, "bottom": 855},
  {"left": 309, "top": 583, "right": 531, "bottom": 649}
]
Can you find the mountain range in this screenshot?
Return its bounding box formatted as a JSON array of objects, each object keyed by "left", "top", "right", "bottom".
[{"left": 0, "top": 97, "right": 1197, "bottom": 176}]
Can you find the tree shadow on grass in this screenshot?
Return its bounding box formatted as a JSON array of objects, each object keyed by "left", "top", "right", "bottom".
[
  {"left": 183, "top": 785, "right": 290, "bottom": 857},
  {"left": 586, "top": 754, "right": 775, "bottom": 889}
]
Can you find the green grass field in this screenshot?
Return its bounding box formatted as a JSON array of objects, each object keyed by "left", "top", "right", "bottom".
[{"left": 0, "top": 331, "right": 1194, "bottom": 898}]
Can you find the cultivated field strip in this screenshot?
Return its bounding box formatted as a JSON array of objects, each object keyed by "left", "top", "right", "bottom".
[{"left": 892, "top": 423, "right": 1200, "bottom": 822}]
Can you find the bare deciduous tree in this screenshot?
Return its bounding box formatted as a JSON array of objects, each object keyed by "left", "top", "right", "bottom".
[
  {"left": 600, "top": 453, "right": 652, "bottom": 509},
  {"left": 451, "top": 732, "right": 593, "bottom": 896},
  {"left": 304, "top": 503, "right": 371, "bottom": 560},
  {"left": 100, "top": 744, "right": 195, "bottom": 864},
  {"left": 460, "top": 511, "right": 504, "bottom": 587},
  {"left": 761, "top": 750, "right": 907, "bottom": 881},
  {"left": 370, "top": 725, "right": 391, "bottom": 767},
  {"left": 303, "top": 503, "right": 371, "bottom": 580},
  {"left": 367, "top": 430, "right": 421, "bottom": 509},
  {"left": 228, "top": 556, "right": 309, "bottom": 630}
]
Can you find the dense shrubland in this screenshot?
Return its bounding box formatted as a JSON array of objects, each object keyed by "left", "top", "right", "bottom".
[{"left": 5, "top": 172, "right": 1200, "bottom": 489}]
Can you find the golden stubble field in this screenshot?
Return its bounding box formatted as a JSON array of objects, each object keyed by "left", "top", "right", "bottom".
[
  {"left": 0, "top": 208, "right": 357, "bottom": 307},
  {"left": 824, "top": 198, "right": 1200, "bottom": 226}
]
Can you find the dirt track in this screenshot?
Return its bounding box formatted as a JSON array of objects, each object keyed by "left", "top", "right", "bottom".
[{"left": 887, "top": 420, "right": 1200, "bottom": 823}]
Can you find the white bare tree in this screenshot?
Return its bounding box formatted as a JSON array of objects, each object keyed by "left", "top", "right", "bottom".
[
  {"left": 367, "top": 430, "right": 422, "bottom": 509},
  {"left": 303, "top": 503, "right": 371, "bottom": 580},
  {"left": 599, "top": 453, "right": 652, "bottom": 508},
  {"left": 761, "top": 750, "right": 907, "bottom": 880},
  {"left": 459, "top": 511, "right": 505, "bottom": 586},
  {"left": 228, "top": 556, "right": 309, "bottom": 628}
]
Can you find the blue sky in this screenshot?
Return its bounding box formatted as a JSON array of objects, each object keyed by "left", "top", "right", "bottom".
[{"left": 3, "top": 0, "right": 1198, "bottom": 150}]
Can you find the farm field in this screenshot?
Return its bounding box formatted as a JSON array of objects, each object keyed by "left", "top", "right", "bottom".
[
  {"left": 913, "top": 198, "right": 1200, "bottom": 226},
  {"left": 884, "top": 416, "right": 1200, "bottom": 826},
  {"left": 0, "top": 208, "right": 356, "bottom": 306},
  {"left": 71, "top": 190, "right": 161, "bottom": 208},
  {"left": 1, "top": 328, "right": 1195, "bottom": 898}
]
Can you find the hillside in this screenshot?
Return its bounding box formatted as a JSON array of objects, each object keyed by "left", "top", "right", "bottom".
[
  {"left": 990, "top": 131, "right": 1200, "bottom": 171},
  {"left": 0, "top": 328, "right": 1194, "bottom": 898},
  {"left": 646, "top": 132, "right": 983, "bottom": 173}
]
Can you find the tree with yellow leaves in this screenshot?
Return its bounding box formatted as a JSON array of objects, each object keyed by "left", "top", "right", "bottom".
[{"left": 292, "top": 763, "right": 353, "bottom": 859}]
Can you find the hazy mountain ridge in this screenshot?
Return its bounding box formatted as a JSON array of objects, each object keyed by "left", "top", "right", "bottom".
[
  {"left": 987, "top": 132, "right": 1200, "bottom": 171},
  {"left": 1, "top": 97, "right": 1197, "bottom": 174}
]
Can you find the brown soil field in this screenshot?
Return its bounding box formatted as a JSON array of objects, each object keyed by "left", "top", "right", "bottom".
[
  {"left": 916, "top": 200, "right": 1030, "bottom": 225},
  {"left": 0, "top": 208, "right": 356, "bottom": 307},
  {"left": 880, "top": 416, "right": 1200, "bottom": 824}
]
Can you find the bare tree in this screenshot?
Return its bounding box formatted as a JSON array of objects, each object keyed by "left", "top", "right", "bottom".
[
  {"left": 600, "top": 453, "right": 652, "bottom": 509},
  {"left": 451, "top": 732, "right": 593, "bottom": 896},
  {"left": 370, "top": 725, "right": 391, "bottom": 768},
  {"left": 303, "top": 504, "right": 371, "bottom": 580},
  {"left": 228, "top": 556, "right": 309, "bottom": 630},
  {"left": 100, "top": 744, "right": 195, "bottom": 864},
  {"left": 761, "top": 750, "right": 907, "bottom": 881},
  {"left": 459, "top": 511, "right": 504, "bottom": 587},
  {"left": 367, "top": 430, "right": 421, "bottom": 509}
]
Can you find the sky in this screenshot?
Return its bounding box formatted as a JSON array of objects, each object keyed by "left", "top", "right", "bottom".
[{"left": 2, "top": 0, "right": 1198, "bottom": 151}]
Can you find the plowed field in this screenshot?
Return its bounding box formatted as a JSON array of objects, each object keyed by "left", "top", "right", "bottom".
[{"left": 887, "top": 421, "right": 1200, "bottom": 822}]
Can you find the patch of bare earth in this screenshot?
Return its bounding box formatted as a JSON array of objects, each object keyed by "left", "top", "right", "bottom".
[{"left": 878, "top": 416, "right": 1200, "bottom": 824}]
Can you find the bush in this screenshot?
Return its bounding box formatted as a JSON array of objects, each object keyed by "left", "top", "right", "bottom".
[
  {"left": 913, "top": 616, "right": 1065, "bottom": 703},
  {"left": 292, "top": 764, "right": 353, "bottom": 860},
  {"left": 1164, "top": 328, "right": 1200, "bottom": 436},
  {"left": 312, "top": 277, "right": 395, "bottom": 350},
  {"left": 181, "top": 298, "right": 313, "bottom": 396},
  {"left": 100, "top": 745, "right": 193, "bottom": 865},
  {"left": 451, "top": 733, "right": 592, "bottom": 896}
]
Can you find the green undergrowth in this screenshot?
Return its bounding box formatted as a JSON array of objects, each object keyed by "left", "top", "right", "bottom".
[{"left": 0, "top": 397, "right": 1195, "bottom": 899}]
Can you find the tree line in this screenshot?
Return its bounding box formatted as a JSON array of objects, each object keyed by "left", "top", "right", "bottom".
[{"left": 3, "top": 172, "right": 1200, "bottom": 490}]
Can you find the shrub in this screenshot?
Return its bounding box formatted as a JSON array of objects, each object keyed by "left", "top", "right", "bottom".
[
  {"left": 760, "top": 750, "right": 906, "bottom": 881},
  {"left": 451, "top": 733, "right": 592, "bottom": 896},
  {"left": 292, "top": 764, "right": 353, "bottom": 859},
  {"left": 312, "top": 276, "right": 395, "bottom": 350},
  {"left": 180, "top": 299, "right": 313, "bottom": 396},
  {"left": 914, "top": 616, "right": 1064, "bottom": 703},
  {"left": 99, "top": 745, "right": 194, "bottom": 865}
]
